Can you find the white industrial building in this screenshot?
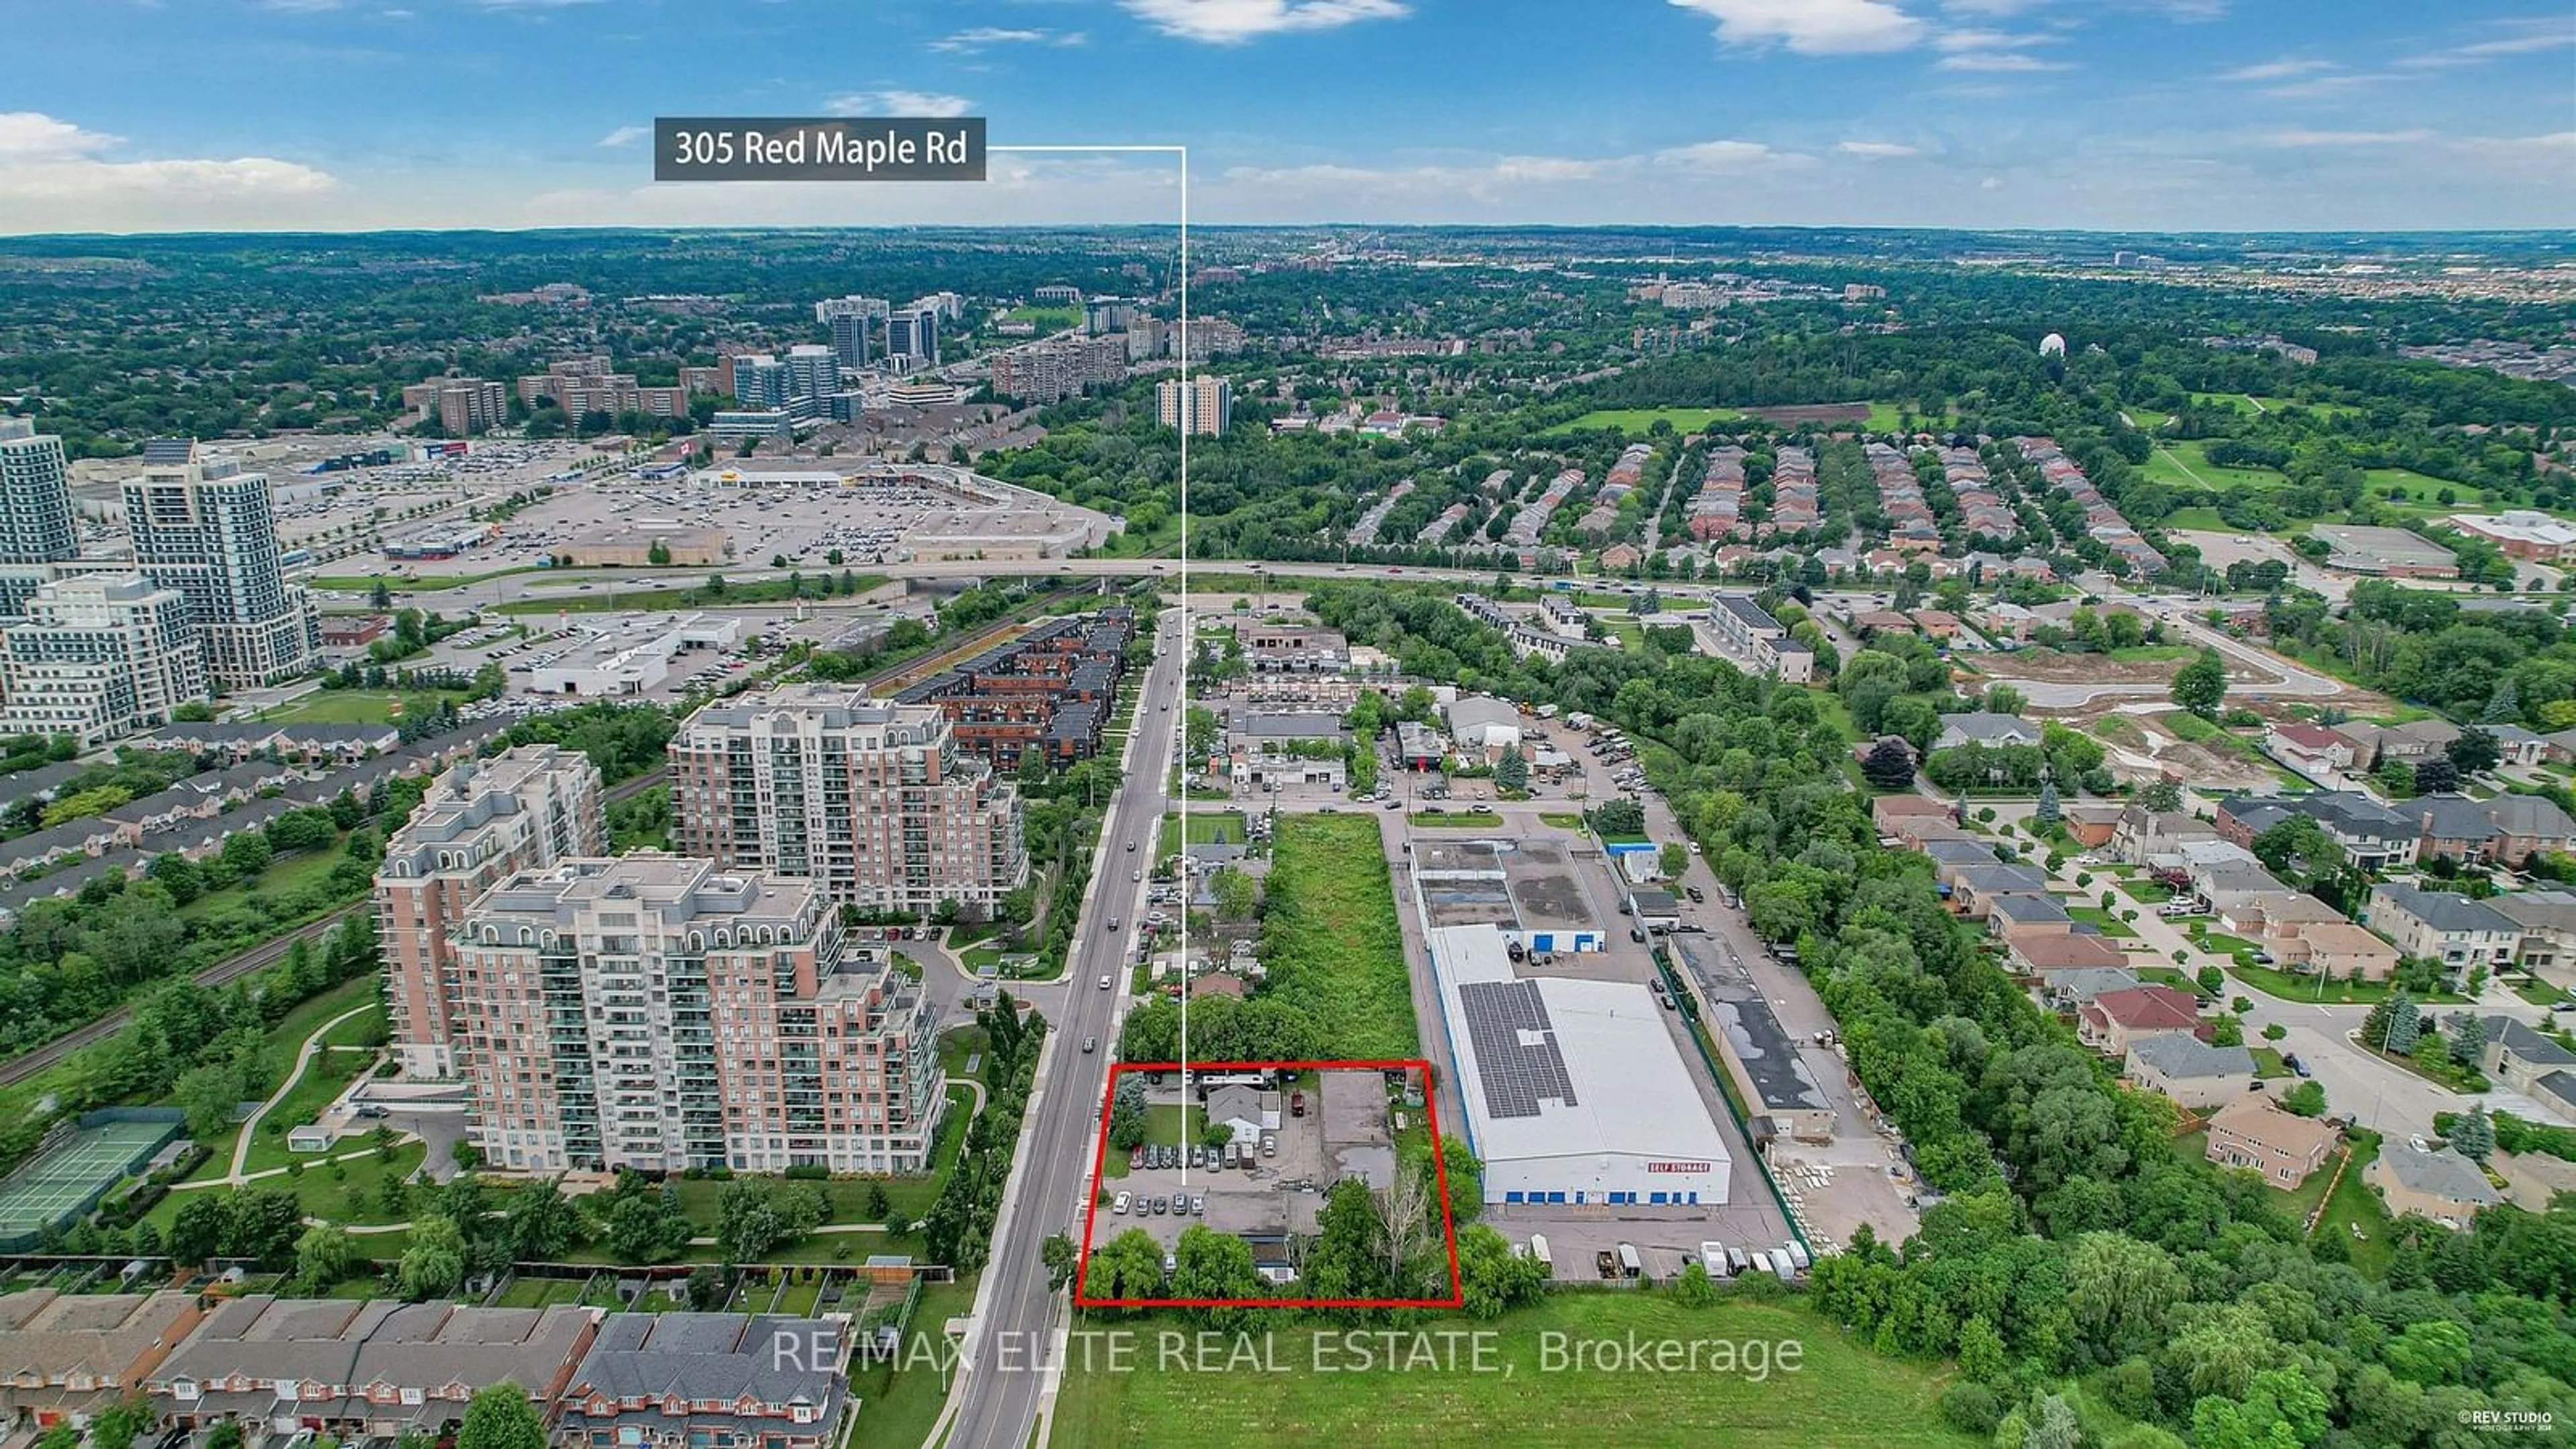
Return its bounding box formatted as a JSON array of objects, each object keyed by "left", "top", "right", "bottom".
[
  {"left": 1427, "top": 924, "right": 1731, "bottom": 1207},
  {"left": 1445, "top": 696, "right": 1523, "bottom": 758},
  {"left": 529, "top": 612, "right": 743, "bottom": 696}
]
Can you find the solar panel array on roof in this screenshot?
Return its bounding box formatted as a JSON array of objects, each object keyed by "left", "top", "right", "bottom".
[
  {"left": 1457, "top": 978, "right": 1576, "bottom": 1118},
  {"left": 140, "top": 438, "right": 197, "bottom": 464}
]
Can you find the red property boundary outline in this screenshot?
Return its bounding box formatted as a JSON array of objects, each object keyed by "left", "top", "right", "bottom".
[{"left": 1072, "top": 1059, "right": 1464, "bottom": 1309}]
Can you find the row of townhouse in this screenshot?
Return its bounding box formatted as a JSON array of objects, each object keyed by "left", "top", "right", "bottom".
[
  {"left": 1576, "top": 443, "right": 1654, "bottom": 537},
  {"left": 1, "top": 1289, "right": 851, "bottom": 1449},
  {"left": 1417, "top": 500, "right": 1472, "bottom": 545},
  {"left": 888, "top": 610, "right": 1132, "bottom": 770},
  {"left": 1766, "top": 447, "right": 1819, "bottom": 535},
  {"left": 1503, "top": 468, "right": 1584, "bottom": 548},
  {"left": 1937, "top": 445, "right": 2019, "bottom": 543},
  {"left": 1345, "top": 478, "right": 1413, "bottom": 545},
  {"left": 1866, "top": 443, "right": 1939, "bottom": 553},
  {"left": 0, "top": 724, "right": 509, "bottom": 912},
  {"left": 1686, "top": 446, "right": 1749, "bottom": 542},
  {"left": 1454, "top": 592, "right": 1574, "bottom": 663},
  {"left": 2017, "top": 437, "right": 2167, "bottom": 576}
]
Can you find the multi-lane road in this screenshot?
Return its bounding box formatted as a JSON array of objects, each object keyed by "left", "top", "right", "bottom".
[{"left": 934, "top": 606, "right": 1189, "bottom": 1449}]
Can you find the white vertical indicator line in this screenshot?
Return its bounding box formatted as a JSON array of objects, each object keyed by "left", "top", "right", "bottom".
[{"left": 987, "top": 143, "right": 1190, "bottom": 1184}]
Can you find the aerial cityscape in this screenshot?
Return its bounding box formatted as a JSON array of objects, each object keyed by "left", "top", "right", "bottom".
[{"left": 1, "top": 3, "right": 2573, "bottom": 1448}]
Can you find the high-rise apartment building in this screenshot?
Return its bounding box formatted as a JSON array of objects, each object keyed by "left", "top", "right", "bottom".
[
  {"left": 0, "top": 574, "right": 206, "bottom": 745},
  {"left": 987, "top": 335, "right": 1129, "bottom": 405},
  {"left": 885, "top": 306, "right": 941, "bottom": 366},
  {"left": 121, "top": 445, "right": 321, "bottom": 690},
  {"left": 731, "top": 354, "right": 789, "bottom": 410},
  {"left": 451, "top": 853, "right": 943, "bottom": 1174},
  {"left": 1157, "top": 375, "right": 1233, "bottom": 435},
  {"left": 669, "top": 686, "right": 1028, "bottom": 916},
  {"left": 816, "top": 295, "right": 889, "bottom": 368},
  {"left": 784, "top": 344, "right": 839, "bottom": 399},
  {"left": 514, "top": 357, "right": 698, "bottom": 421},
  {"left": 399, "top": 378, "right": 508, "bottom": 435},
  {"left": 0, "top": 417, "right": 78, "bottom": 617},
  {"left": 377, "top": 746, "right": 608, "bottom": 1079},
  {"left": 1083, "top": 297, "right": 1136, "bottom": 335}
]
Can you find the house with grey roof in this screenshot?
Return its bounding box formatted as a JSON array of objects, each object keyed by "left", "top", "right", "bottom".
[
  {"left": 2125, "top": 1033, "right": 2257, "bottom": 1110},
  {"left": 1988, "top": 892, "right": 2072, "bottom": 936},
  {"left": 2363, "top": 885, "right": 2519, "bottom": 970},
  {"left": 1951, "top": 862, "right": 2051, "bottom": 917},
  {"left": 2487, "top": 724, "right": 2548, "bottom": 769},
  {"left": 2485, "top": 888, "right": 2576, "bottom": 985},
  {"left": 2367, "top": 1142, "right": 2502, "bottom": 1230},
  {"left": 2479, "top": 1015, "right": 2576, "bottom": 1095},
  {"left": 1933, "top": 713, "right": 2043, "bottom": 751},
  {"left": 555, "top": 1313, "right": 852, "bottom": 1449},
  {"left": 2413, "top": 790, "right": 2576, "bottom": 864},
  {"left": 0, "top": 815, "right": 129, "bottom": 876},
  {"left": 2042, "top": 966, "right": 2143, "bottom": 1007}
]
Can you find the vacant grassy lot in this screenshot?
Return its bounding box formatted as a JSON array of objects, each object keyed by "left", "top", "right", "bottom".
[
  {"left": 1157, "top": 810, "right": 1249, "bottom": 859},
  {"left": 1261, "top": 814, "right": 1418, "bottom": 1057},
  {"left": 265, "top": 690, "right": 468, "bottom": 724},
  {"left": 1054, "top": 1295, "right": 1971, "bottom": 1447},
  {"left": 1543, "top": 407, "right": 1743, "bottom": 437}
]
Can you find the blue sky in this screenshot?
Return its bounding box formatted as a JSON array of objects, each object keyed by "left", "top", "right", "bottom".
[{"left": 1, "top": 0, "right": 2569, "bottom": 233}]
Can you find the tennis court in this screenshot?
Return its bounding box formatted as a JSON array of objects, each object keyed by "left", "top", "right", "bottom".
[{"left": 0, "top": 1113, "right": 183, "bottom": 1250}]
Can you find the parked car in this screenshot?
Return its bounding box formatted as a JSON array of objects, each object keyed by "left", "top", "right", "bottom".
[
  {"left": 1129, "top": 1147, "right": 1143, "bottom": 1171},
  {"left": 1113, "top": 1191, "right": 1131, "bottom": 1215}
]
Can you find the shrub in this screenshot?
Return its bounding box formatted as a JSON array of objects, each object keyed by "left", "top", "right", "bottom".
[{"left": 1938, "top": 1383, "right": 2003, "bottom": 1436}]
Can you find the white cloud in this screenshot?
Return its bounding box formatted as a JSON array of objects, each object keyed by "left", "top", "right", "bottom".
[
  {"left": 0, "top": 113, "right": 334, "bottom": 217},
  {"left": 2218, "top": 58, "right": 2328, "bottom": 82},
  {"left": 596, "top": 125, "right": 647, "bottom": 148},
  {"left": 2452, "top": 28, "right": 2575, "bottom": 58},
  {"left": 1838, "top": 140, "right": 1920, "bottom": 158},
  {"left": 2400, "top": 22, "right": 2575, "bottom": 68},
  {"left": 2451, "top": 131, "right": 2576, "bottom": 158},
  {"left": 824, "top": 91, "right": 977, "bottom": 119},
  {"left": 1668, "top": 0, "right": 1926, "bottom": 55},
  {"left": 2261, "top": 73, "right": 2403, "bottom": 99},
  {"left": 1653, "top": 140, "right": 1810, "bottom": 171},
  {"left": 1933, "top": 27, "right": 2045, "bottom": 51},
  {"left": 2259, "top": 127, "right": 2434, "bottom": 148},
  {"left": 1937, "top": 51, "right": 2071, "bottom": 71},
  {"left": 0, "top": 113, "right": 117, "bottom": 162},
  {"left": 930, "top": 27, "right": 1086, "bottom": 54},
  {"left": 1120, "top": 0, "right": 1409, "bottom": 44}
]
